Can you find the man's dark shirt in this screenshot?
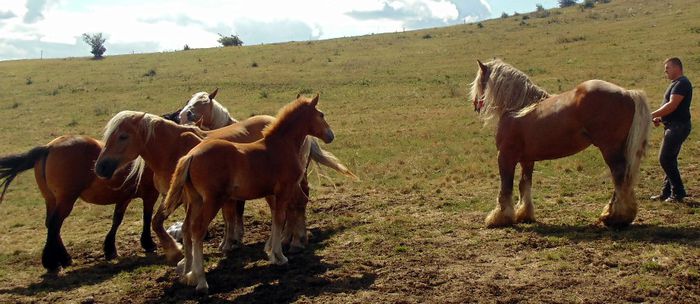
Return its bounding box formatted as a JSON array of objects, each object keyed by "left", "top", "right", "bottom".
[{"left": 662, "top": 75, "right": 692, "bottom": 124}]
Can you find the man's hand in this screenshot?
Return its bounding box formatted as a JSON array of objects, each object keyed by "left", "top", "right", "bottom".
[{"left": 652, "top": 116, "right": 662, "bottom": 127}]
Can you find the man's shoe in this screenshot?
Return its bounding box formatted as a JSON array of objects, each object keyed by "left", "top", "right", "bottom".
[
  {"left": 665, "top": 196, "right": 686, "bottom": 203},
  {"left": 650, "top": 194, "right": 670, "bottom": 201}
]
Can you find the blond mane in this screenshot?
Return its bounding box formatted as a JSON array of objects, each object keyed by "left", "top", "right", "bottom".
[
  {"left": 469, "top": 59, "right": 550, "bottom": 125},
  {"left": 262, "top": 98, "right": 310, "bottom": 137},
  {"left": 102, "top": 111, "right": 205, "bottom": 189}
]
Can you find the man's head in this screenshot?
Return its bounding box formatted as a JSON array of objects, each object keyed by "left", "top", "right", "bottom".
[{"left": 664, "top": 57, "right": 683, "bottom": 80}]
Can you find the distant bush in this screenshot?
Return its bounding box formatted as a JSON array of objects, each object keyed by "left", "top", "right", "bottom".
[
  {"left": 501, "top": 12, "right": 509, "bottom": 19},
  {"left": 559, "top": 0, "right": 577, "bottom": 7},
  {"left": 183, "top": 44, "right": 190, "bottom": 51},
  {"left": 422, "top": 33, "right": 433, "bottom": 39},
  {"left": 251, "top": 62, "right": 258, "bottom": 68},
  {"left": 25, "top": 77, "right": 32, "bottom": 85},
  {"left": 476, "top": 22, "right": 484, "bottom": 28},
  {"left": 143, "top": 69, "right": 156, "bottom": 77},
  {"left": 581, "top": 0, "right": 595, "bottom": 9},
  {"left": 522, "top": 15, "right": 530, "bottom": 20},
  {"left": 82, "top": 32, "right": 107, "bottom": 59},
  {"left": 535, "top": 4, "right": 551, "bottom": 18},
  {"left": 218, "top": 34, "right": 243, "bottom": 47}
]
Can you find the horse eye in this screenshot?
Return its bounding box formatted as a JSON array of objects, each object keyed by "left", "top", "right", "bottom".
[{"left": 118, "top": 134, "right": 128, "bottom": 141}]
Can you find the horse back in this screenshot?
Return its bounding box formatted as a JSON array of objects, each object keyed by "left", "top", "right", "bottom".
[{"left": 206, "top": 115, "right": 275, "bottom": 143}]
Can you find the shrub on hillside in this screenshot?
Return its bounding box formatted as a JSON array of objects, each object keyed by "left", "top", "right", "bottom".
[
  {"left": 218, "top": 34, "right": 244, "bottom": 47},
  {"left": 559, "top": 0, "right": 577, "bottom": 7},
  {"left": 535, "top": 4, "right": 551, "bottom": 18},
  {"left": 581, "top": 0, "right": 595, "bottom": 9},
  {"left": 82, "top": 33, "right": 107, "bottom": 59}
]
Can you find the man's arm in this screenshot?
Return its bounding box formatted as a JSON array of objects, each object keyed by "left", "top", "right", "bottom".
[{"left": 652, "top": 94, "right": 684, "bottom": 119}]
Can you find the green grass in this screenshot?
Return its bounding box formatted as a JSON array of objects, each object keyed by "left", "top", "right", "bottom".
[{"left": 0, "top": 0, "right": 699, "bottom": 303}]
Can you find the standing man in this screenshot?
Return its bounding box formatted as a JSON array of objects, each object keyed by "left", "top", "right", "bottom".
[{"left": 651, "top": 57, "right": 692, "bottom": 202}]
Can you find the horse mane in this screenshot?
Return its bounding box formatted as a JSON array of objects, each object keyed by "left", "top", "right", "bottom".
[
  {"left": 209, "top": 98, "right": 237, "bottom": 127},
  {"left": 470, "top": 59, "right": 550, "bottom": 125},
  {"left": 262, "top": 98, "right": 309, "bottom": 137},
  {"left": 103, "top": 111, "right": 206, "bottom": 190}
]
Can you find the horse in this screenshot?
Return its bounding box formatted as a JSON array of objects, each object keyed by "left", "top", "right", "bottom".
[
  {"left": 161, "top": 94, "right": 334, "bottom": 294},
  {"left": 178, "top": 88, "right": 237, "bottom": 129},
  {"left": 0, "top": 135, "right": 159, "bottom": 271},
  {"left": 94, "top": 104, "right": 354, "bottom": 262},
  {"left": 172, "top": 89, "right": 356, "bottom": 248},
  {"left": 469, "top": 59, "right": 651, "bottom": 228}
]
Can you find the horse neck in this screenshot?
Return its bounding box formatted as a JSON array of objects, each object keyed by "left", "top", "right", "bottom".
[
  {"left": 140, "top": 121, "right": 201, "bottom": 177},
  {"left": 264, "top": 125, "right": 309, "bottom": 156},
  {"left": 205, "top": 101, "right": 235, "bottom": 129}
]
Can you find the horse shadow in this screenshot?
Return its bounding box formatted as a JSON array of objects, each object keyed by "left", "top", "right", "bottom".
[
  {"left": 517, "top": 221, "right": 700, "bottom": 247},
  {"left": 150, "top": 225, "right": 376, "bottom": 303},
  {"left": 0, "top": 253, "right": 166, "bottom": 297}
]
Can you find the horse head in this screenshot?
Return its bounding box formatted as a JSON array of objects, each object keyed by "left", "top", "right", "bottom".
[
  {"left": 471, "top": 59, "right": 490, "bottom": 113},
  {"left": 301, "top": 94, "right": 334, "bottom": 144},
  {"left": 179, "top": 88, "right": 218, "bottom": 125},
  {"left": 95, "top": 111, "right": 150, "bottom": 179}
]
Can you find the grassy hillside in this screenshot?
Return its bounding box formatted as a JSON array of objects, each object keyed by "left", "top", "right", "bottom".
[{"left": 0, "top": 0, "right": 698, "bottom": 302}]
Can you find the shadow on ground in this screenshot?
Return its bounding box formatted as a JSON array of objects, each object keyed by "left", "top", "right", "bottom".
[{"left": 149, "top": 225, "right": 376, "bottom": 303}]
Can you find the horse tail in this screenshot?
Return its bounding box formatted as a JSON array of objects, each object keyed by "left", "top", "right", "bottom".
[
  {"left": 309, "top": 139, "right": 358, "bottom": 180},
  {"left": 0, "top": 146, "right": 50, "bottom": 204},
  {"left": 163, "top": 154, "right": 194, "bottom": 218},
  {"left": 624, "top": 90, "right": 651, "bottom": 188}
]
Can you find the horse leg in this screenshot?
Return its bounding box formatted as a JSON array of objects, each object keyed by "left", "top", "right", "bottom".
[
  {"left": 485, "top": 152, "right": 517, "bottom": 228},
  {"left": 514, "top": 161, "right": 536, "bottom": 223},
  {"left": 42, "top": 196, "right": 76, "bottom": 271},
  {"left": 185, "top": 198, "right": 220, "bottom": 295},
  {"left": 152, "top": 195, "right": 183, "bottom": 264},
  {"left": 177, "top": 202, "right": 195, "bottom": 279},
  {"left": 283, "top": 176, "right": 309, "bottom": 254},
  {"left": 599, "top": 148, "right": 637, "bottom": 228},
  {"left": 219, "top": 200, "right": 245, "bottom": 253},
  {"left": 265, "top": 194, "right": 289, "bottom": 265},
  {"left": 103, "top": 200, "right": 129, "bottom": 260},
  {"left": 140, "top": 194, "right": 158, "bottom": 253}
]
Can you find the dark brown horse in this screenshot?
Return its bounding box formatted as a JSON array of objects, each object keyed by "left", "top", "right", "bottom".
[
  {"left": 161, "top": 94, "right": 334, "bottom": 294},
  {"left": 470, "top": 59, "right": 651, "bottom": 228},
  {"left": 0, "top": 135, "right": 159, "bottom": 271}
]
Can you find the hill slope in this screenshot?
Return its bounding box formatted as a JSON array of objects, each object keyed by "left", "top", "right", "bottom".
[{"left": 0, "top": 0, "right": 698, "bottom": 302}]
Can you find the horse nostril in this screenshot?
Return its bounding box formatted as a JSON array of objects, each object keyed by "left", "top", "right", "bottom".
[{"left": 95, "top": 159, "right": 116, "bottom": 179}]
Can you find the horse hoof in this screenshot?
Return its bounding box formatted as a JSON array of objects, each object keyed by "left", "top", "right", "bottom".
[
  {"left": 141, "top": 239, "right": 157, "bottom": 253},
  {"left": 166, "top": 250, "right": 185, "bottom": 265},
  {"left": 287, "top": 245, "right": 305, "bottom": 254},
  {"left": 195, "top": 282, "right": 209, "bottom": 295},
  {"left": 184, "top": 272, "right": 198, "bottom": 286},
  {"left": 485, "top": 207, "right": 515, "bottom": 228},
  {"left": 600, "top": 217, "right": 632, "bottom": 229},
  {"left": 270, "top": 253, "right": 288, "bottom": 265},
  {"left": 104, "top": 251, "right": 118, "bottom": 261}
]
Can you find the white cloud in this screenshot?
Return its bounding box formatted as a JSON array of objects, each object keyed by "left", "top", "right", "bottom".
[{"left": 0, "top": 0, "right": 495, "bottom": 60}]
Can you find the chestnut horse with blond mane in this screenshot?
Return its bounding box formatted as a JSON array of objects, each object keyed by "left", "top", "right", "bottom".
[
  {"left": 470, "top": 59, "right": 651, "bottom": 228},
  {"left": 161, "top": 94, "right": 333, "bottom": 294}
]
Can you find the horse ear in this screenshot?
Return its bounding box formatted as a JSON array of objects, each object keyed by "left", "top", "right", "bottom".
[
  {"left": 296, "top": 93, "right": 302, "bottom": 99},
  {"left": 310, "top": 93, "right": 319, "bottom": 107},
  {"left": 209, "top": 88, "right": 219, "bottom": 100},
  {"left": 477, "top": 60, "right": 488, "bottom": 74}
]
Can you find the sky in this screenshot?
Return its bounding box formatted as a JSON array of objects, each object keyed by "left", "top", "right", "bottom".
[{"left": 0, "top": 0, "right": 559, "bottom": 61}]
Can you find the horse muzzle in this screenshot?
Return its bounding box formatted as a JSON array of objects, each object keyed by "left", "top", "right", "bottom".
[
  {"left": 322, "top": 129, "right": 335, "bottom": 144},
  {"left": 95, "top": 158, "right": 119, "bottom": 179}
]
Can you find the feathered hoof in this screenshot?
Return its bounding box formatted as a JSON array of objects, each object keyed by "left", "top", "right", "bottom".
[
  {"left": 485, "top": 207, "right": 515, "bottom": 228},
  {"left": 195, "top": 282, "right": 209, "bottom": 296},
  {"left": 269, "top": 252, "right": 288, "bottom": 265},
  {"left": 514, "top": 203, "right": 536, "bottom": 224},
  {"left": 599, "top": 214, "right": 633, "bottom": 229},
  {"left": 166, "top": 249, "right": 184, "bottom": 265}
]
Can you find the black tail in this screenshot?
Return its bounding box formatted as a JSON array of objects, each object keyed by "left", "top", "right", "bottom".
[{"left": 0, "top": 146, "right": 50, "bottom": 204}]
